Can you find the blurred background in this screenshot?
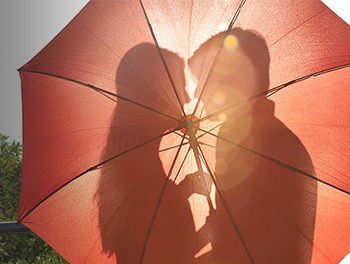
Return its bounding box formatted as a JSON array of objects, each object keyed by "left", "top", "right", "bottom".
[{"left": 0, "top": 0, "right": 89, "bottom": 142}]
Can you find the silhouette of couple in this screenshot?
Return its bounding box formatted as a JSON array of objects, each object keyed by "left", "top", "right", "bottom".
[{"left": 96, "top": 28, "right": 316, "bottom": 263}]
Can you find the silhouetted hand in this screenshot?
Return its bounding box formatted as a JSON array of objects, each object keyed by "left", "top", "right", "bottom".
[{"left": 181, "top": 171, "right": 212, "bottom": 197}]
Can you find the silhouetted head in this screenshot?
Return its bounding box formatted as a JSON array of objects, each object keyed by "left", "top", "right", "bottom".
[
  {"left": 189, "top": 28, "right": 270, "bottom": 116},
  {"left": 115, "top": 43, "right": 189, "bottom": 120}
]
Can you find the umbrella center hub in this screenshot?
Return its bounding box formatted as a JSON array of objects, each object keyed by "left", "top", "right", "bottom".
[{"left": 180, "top": 115, "right": 199, "bottom": 135}]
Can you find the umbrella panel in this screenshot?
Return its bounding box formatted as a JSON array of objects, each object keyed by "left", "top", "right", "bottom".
[{"left": 19, "top": 71, "right": 179, "bottom": 219}]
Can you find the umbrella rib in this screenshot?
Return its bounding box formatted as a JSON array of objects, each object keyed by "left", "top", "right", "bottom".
[
  {"left": 186, "top": 0, "right": 194, "bottom": 100},
  {"left": 19, "top": 69, "right": 180, "bottom": 122},
  {"left": 199, "top": 127, "right": 350, "bottom": 195},
  {"left": 196, "top": 143, "right": 255, "bottom": 264},
  {"left": 173, "top": 130, "right": 186, "bottom": 138},
  {"left": 197, "top": 63, "right": 350, "bottom": 123},
  {"left": 139, "top": 0, "right": 187, "bottom": 117},
  {"left": 190, "top": 0, "right": 247, "bottom": 119},
  {"left": 139, "top": 135, "right": 186, "bottom": 264},
  {"left": 159, "top": 121, "right": 224, "bottom": 152},
  {"left": 18, "top": 128, "right": 179, "bottom": 223},
  {"left": 159, "top": 139, "right": 215, "bottom": 153},
  {"left": 265, "top": 63, "right": 350, "bottom": 99},
  {"left": 197, "top": 121, "right": 225, "bottom": 139},
  {"left": 159, "top": 141, "right": 190, "bottom": 153},
  {"left": 198, "top": 141, "right": 216, "bottom": 148},
  {"left": 173, "top": 146, "right": 191, "bottom": 183}
]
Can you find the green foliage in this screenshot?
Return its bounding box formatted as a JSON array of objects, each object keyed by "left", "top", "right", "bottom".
[
  {"left": 0, "top": 133, "right": 67, "bottom": 263},
  {"left": 0, "top": 233, "right": 66, "bottom": 264},
  {"left": 0, "top": 134, "right": 21, "bottom": 221}
]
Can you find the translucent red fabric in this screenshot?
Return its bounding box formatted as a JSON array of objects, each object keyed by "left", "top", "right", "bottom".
[{"left": 19, "top": 0, "right": 350, "bottom": 263}]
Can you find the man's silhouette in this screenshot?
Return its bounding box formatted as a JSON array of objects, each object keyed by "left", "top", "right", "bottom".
[{"left": 189, "top": 28, "right": 317, "bottom": 263}]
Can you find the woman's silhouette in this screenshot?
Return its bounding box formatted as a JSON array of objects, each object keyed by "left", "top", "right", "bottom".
[
  {"left": 189, "top": 28, "right": 317, "bottom": 263},
  {"left": 95, "top": 43, "right": 200, "bottom": 263}
]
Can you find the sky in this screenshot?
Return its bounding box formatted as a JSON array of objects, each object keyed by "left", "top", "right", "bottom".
[
  {"left": 0, "top": 0, "right": 90, "bottom": 142},
  {"left": 0, "top": 0, "right": 349, "bottom": 142}
]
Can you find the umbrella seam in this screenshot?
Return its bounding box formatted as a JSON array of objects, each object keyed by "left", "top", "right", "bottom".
[
  {"left": 199, "top": 127, "right": 350, "bottom": 195},
  {"left": 190, "top": 0, "right": 247, "bottom": 119},
  {"left": 138, "top": 0, "right": 187, "bottom": 117},
  {"left": 138, "top": 135, "right": 186, "bottom": 263},
  {"left": 196, "top": 143, "right": 255, "bottom": 264},
  {"left": 85, "top": 154, "right": 164, "bottom": 262},
  {"left": 197, "top": 63, "right": 350, "bottom": 123},
  {"left": 19, "top": 69, "right": 180, "bottom": 122},
  {"left": 18, "top": 128, "right": 180, "bottom": 223},
  {"left": 75, "top": 20, "right": 179, "bottom": 112}
]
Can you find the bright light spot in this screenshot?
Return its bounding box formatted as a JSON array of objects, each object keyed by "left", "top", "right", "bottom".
[
  {"left": 339, "top": 253, "right": 350, "bottom": 264},
  {"left": 216, "top": 139, "right": 259, "bottom": 191},
  {"left": 209, "top": 183, "right": 217, "bottom": 209},
  {"left": 184, "top": 70, "right": 199, "bottom": 113},
  {"left": 194, "top": 242, "right": 213, "bottom": 259},
  {"left": 188, "top": 193, "right": 210, "bottom": 232},
  {"left": 217, "top": 22, "right": 227, "bottom": 32},
  {"left": 224, "top": 34, "right": 238, "bottom": 51},
  {"left": 218, "top": 87, "right": 253, "bottom": 145},
  {"left": 215, "top": 157, "right": 228, "bottom": 175},
  {"left": 219, "top": 113, "right": 227, "bottom": 122},
  {"left": 212, "top": 90, "right": 226, "bottom": 106}
]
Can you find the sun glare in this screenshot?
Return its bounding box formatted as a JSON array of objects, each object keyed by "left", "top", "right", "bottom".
[
  {"left": 224, "top": 34, "right": 238, "bottom": 51},
  {"left": 212, "top": 90, "right": 226, "bottom": 106}
]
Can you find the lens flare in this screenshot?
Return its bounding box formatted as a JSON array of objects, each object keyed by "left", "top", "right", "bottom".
[
  {"left": 224, "top": 34, "right": 238, "bottom": 51},
  {"left": 212, "top": 90, "right": 226, "bottom": 106},
  {"left": 217, "top": 22, "right": 227, "bottom": 32},
  {"left": 216, "top": 139, "right": 259, "bottom": 191},
  {"left": 219, "top": 113, "right": 227, "bottom": 122},
  {"left": 215, "top": 157, "right": 228, "bottom": 175}
]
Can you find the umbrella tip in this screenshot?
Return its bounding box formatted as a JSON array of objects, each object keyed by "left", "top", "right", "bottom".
[{"left": 180, "top": 115, "right": 200, "bottom": 135}]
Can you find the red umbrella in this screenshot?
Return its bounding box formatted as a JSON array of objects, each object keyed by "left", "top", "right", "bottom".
[{"left": 18, "top": 0, "right": 349, "bottom": 263}]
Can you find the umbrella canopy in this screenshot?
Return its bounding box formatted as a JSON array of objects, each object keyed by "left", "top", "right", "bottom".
[{"left": 18, "top": 0, "right": 350, "bottom": 263}]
